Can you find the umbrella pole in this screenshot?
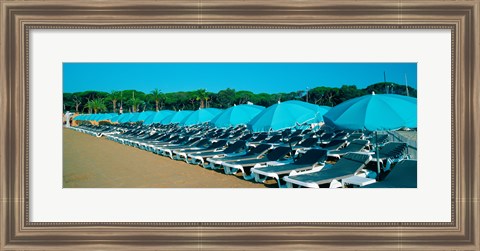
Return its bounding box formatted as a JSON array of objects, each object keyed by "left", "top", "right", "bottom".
[{"left": 375, "top": 131, "right": 381, "bottom": 181}]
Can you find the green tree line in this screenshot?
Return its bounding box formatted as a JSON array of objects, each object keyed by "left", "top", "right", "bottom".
[{"left": 63, "top": 82, "right": 417, "bottom": 114}]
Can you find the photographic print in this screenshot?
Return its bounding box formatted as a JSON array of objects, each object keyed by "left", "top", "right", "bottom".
[
  {"left": 63, "top": 62, "right": 417, "bottom": 188},
  {"left": 3, "top": 0, "right": 478, "bottom": 249}
]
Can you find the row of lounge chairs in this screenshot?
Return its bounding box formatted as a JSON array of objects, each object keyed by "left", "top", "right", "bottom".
[{"left": 70, "top": 122, "right": 416, "bottom": 188}]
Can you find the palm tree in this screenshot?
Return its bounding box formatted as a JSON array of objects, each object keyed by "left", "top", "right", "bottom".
[
  {"left": 195, "top": 89, "right": 208, "bottom": 109},
  {"left": 85, "top": 99, "right": 94, "bottom": 114},
  {"left": 91, "top": 98, "right": 107, "bottom": 114},
  {"left": 109, "top": 90, "right": 121, "bottom": 113},
  {"left": 150, "top": 88, "right": 164, "bottom": 111},
  {"left": 85, "top": 98, "right": 107, "bottom": 114},
  {"left": 204, "top": 96, "right": 210, "bottom": 108},
  {"left": 128, "top": 91, "right": 144, "bottom": 112}
]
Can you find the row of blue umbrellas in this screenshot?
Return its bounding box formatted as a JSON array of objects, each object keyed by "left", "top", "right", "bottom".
[
  {"left": 73, "top": 101, "right": 331, "bottom": 131},
  {"left": 74, "top": 113, "right": 118, "bottom": 122},
  {"left": 73, "top": 94, "right": 417, "bottom": 138}
]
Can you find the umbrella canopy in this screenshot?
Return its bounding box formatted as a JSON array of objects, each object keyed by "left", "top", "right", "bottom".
[
  {"left": 100, "top": 113, "right": 118, "bottom": 121},
  {"left": 117, "top": 113, "right": 137, "bottom": 123},
  {"left": 76, "top": 114, "right": 93, "bottom": 121},
  {"left": 209, "top": 104, "right": 265, "bottom": 128},
  {"left": 323, "top": 94, "right": 417, "bottom": 131},
  {"left": 160, "top": 110, "right": 194, "bottom": 125},
  {"left": 110, "top": 113, "right": 127, "bottom": 123},
  {"left": 247, "top": 100, "right": 330, "bottom": 132},
  {"left": 88, "top": 113, "right": 113, "bottom": 121},
  {"left": 73, "top": 114, "right": 86, "bottom": 121},
  {"left": 143, "top": 110, "right": 176, "bottom": 125},
  {"left": 180, "top": 108, "right": 223, "bottom": 126},
  {"left": 323, "top": 93, "right": 417, "bottom": 178},
  {"left": 90, "top": 114, "right": 102, "bottom": 121},
  {"left": 87, "top": 114, "right": 95, "bottom": 121},
  {"left": 127, "top": 111, "right": 156, "bottom": 122},
  {"left": 108, "top": 114, "right": 120, "bottom": 122}
]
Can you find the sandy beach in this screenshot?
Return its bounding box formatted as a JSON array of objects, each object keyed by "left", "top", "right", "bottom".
[{"left": 63, "top": 128, "right": 268, "bottom": 188}]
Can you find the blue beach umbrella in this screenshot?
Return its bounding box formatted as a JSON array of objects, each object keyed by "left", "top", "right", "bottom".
[
  {"left": 143, "top": 110, "right": 175, "bottom": 125},
  {"left": 73, "top": 114, "right": 85, "bottom": 121},
  {"left": 110, "top": 113, "right": 128, "bottom": 123},
  {"left": 95, "top": 113, "right": 116, "bottom": 121},
  {"left": 247, "top": 100, "right": 330, "bottom": 132},
  {"left": 93, "top": 113, "right": 110, "bottom": 121},
  {"left": 128, "top": 111, "right": 155, "bottom": 122},
  {"left": 210, "top": 104, "right": 265, "bottom": 128},
  {"left": 108, "top": 114, "right": 120, "bottom": 122},
  {"left": 180, "top": 108, "right": 223, "bottom": 126},
  {"left": 90, "top": 114, "right": 102, "bottom": 121},
  {"left": 81, "top": 114, "right": 93, "bottom": 121},
  {"left": 93, "top": 114, "right": 103, "bottom": 121},
  {"left": 323, "top": 93, "right": 417, "bottom": 178},
  {"left": 107, "top": 113, "right": 118, "bottom": 120},
  {"left": 323, "top": 94, "right": 417, "bottom": 131},
  {"left": 160, "top": 110, "right": 194, "bottom": 125},
  {"left": 76, "top": 114, "right": 88, "bottom": 121},
  {"left": 117, "top": 113, "right": 137, "bottom": 123}
]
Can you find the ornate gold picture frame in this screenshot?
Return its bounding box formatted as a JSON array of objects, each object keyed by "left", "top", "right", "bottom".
[{"left": 1, "top": 0, "right": 478, "bottom": 250}]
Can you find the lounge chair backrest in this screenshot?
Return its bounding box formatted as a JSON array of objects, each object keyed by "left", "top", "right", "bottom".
[
  {"left": 171, "top": 136, "right": 189, "bottom": 144},
  {"left": 383, "top": 160, "right": 417, "bottom": 187},
  {"left": 319, "top": 132, "right": 334, "bottom": 141},
  {"left": 205, "top": 131, "right": 217, "bottom": 138},
  {"left": 184, "top": 137, "right": 202, "bottom": 146},
  {"left": 347, "top": 133, "right": 364, "bottom": 141},
  {"left": 332, "top": 132, "right": 349, "bottom": 140},
  {"left": 215, "top": 132, "right": 228, "bottom": 139},
  {"left": 154, "top": 134, "right": 170, "bottom": 141},
  {"left": 380, "top": 142, "right": 407, "bottom": 157},
  {"left": 143, "top": 133, "right": 157, "bottom": 140},
  {"left": 302, "top": 132, "right": 315, "bottom": 138},
  {"left": 302, "top": 129, "right": 312, "bottom": 134},
  {"left": 213, "top": 131, "right": 226, "bottom": 138},
  {"left": 238, "top": 133, "right": 253, "bottom": 141},
  {"left": 266, "top": 134, "right": 282, "bottom": 143},
  {"left": 281, "top": 129, "right": 292, "bottom": 137},
  {"left": 251, "top": 133, "right": 268, "bottom": 142},
  {"left": 345, "top": 139, "right": 369, "bottom": 151},
  {"left": 322, "top": 139, "right": 347, "bottom": 150},
  {"left": 296, "top": 153, "right": 371, "bottom": 183},
  {"left": 224, "top": 140, "right": 247, "bottom": 154},
  {"left": 370, "top": 134, "right": 389, "bottom": 145},
  {"left": 295, "top": 149, "right": 328, "bottom": 165},
  {"left": 333, "top": 153, "right": 372, "bottom": 173},
  {"left": 286, "top": 136, "right": 303, "bottom": 145},
  {"left": 193, "top": 138, "right": 210, "bottom": 147},
  {"left": 232, "top": 130, "right": 243, "bottom": 136},
  {"left": 166, "top": 134, "right": 180, "bottom": 141},
  {"left": 250, "top": 144, "right": 272, "bottom": 155},
  {"left": 298, "top": 137, "right": 318, "bottom": 147},
  {"left": 208, "top": 140, "right": 228, "bottom": 149},
  {"left": 266, "top": 146, "right": 292, "bottom": 161},
  {"left": 289, "top": 130, "right": 302, "bottom": 137}
]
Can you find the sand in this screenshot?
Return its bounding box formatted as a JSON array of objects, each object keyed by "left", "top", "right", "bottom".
[{"left": 63, "top": 128, "right": 268, "bottom": 188}]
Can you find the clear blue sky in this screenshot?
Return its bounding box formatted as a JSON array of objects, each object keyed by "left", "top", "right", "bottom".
[{"left": 63, "top": 63, "right": 417, "bottom": 94}]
